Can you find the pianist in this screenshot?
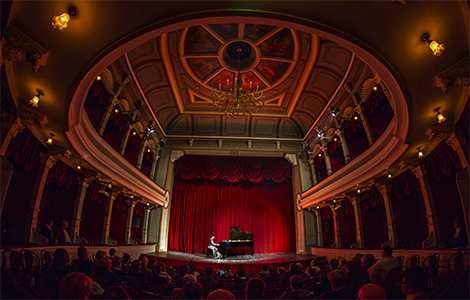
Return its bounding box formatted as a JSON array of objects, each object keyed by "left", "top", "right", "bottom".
[{"left": 208, "top": 235, "right": 222, "bottom": 258}]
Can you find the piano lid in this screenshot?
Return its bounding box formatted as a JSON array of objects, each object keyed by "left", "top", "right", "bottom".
[{"left": 229, "top": 226, "right": 254, "bottom": 240}]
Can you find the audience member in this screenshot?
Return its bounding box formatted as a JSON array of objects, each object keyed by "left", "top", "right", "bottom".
[
  {"left": 279, "top": 275, "right": 308, "bottom": 299},
  {"left": 257, "top": 264, "right": 269, "bottom": 279},
  {"left": 401, "top": 267, "right": 428, "bottom": 300},
  {"left": 109, "top": 248, "right": 117, "bottom": 259},
  {"left": 139, "top": 255, "right": 152, "bottom": 279},
  {"left": 222, "top": 264, "right": 234, "bottom": 277},
  {"left": 55, "top": 220, "right": 72, "bottom": 245},
  {"left": 161, "top": 259, "right": 176, "bottom": 277},
  {"left": 184, "top": 281, "right": 203, "bottom": 299},
  {"left": 95, "top": 256, "right": 122, "bottom": 287},
  {"left": 360, "top": 254, "right": 375, "bottom": 282},
  {"left": 122, "top": 253, "right": 132, "bottom": 273},
  {"left": 172, "top": 274, "right": 196, "bottom": 298},
  {"left": 368, "top": 245, "right": 400, "bottom": 282},
  {"left": 94, "top": 250, "right": 107, "bottom": 264},
  {"left": 150, "top": 263, "right": 170, "bottom": 284},
  {"left": 147, "top": 256, "right": 157, "bottom": 270},
  {"left": 358, "top": 283, "right": 387, "bottom": 300},
  {"left": 159, "top": 261, "right": 172, "bottom": 282},
  {"left": 102, "top": 286, "right": 130, "bottom": 299},
  {"left": 50, "top": 248, "right": 71, "bottom": 280},
  {"left": 304, "top": 267, "right": 318, "bottom": 291},
  {"left": 207, "top": 289, "right": 236, "bottom": 300},
  {"left": 282, "top": 263, "right": 300, "bottom": 289},
  {"left": 448, "top": 218, "right": 468, "bottom": 248},
  {"left": 174, "top": 264, "right": 190, "bottom": 287},
  {"left": 70, "top": 246, "right": 92, "bottom": 273},
  {"left": 264, "top": 267, "right": 281, "bottom": 283},
  {"left": 317, "top": 269, "right": 355, "bottom": 299},
  {"left": 58, "top": 272, "right": 92, "bottom": 299},
  {"left": 278, "top": 266, "right": 286, "bottom": 278},
  {"left": 70, "top": 252, "right": 104, "bottom": 297},
  {"left": 310, "top": 259, "right": 321, "bottom": 273},
  {"left": 41, "top": 218, "right": 55, "bottom": 244},
  {"left": 346, "top": 259, "right": 363, "bottom": 293},
  {"left": 245, "top": 277, "right": 265, "bottom": 300},
  {"left": 198, "top": 266, "right": 218, "bottom": 286},
  {"left": 312, "top": 258, "right": 338, "bottom": 297},
  {"left": 235, "top": 268, "right": 249, "bottom": 289},
  {"left": 188, "top": 260, "right": 200, "bottom": 277},
  {"left": 338, "top": 257, "right": 347, "bottom": 271},
  {"left": 111, "top": 256, "right": 125, "bottom": 277},
  {"left": 128, "top": 259, "right": 145, "bottom": 282}
]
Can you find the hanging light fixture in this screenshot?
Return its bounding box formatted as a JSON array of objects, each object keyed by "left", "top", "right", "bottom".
[
  {"left": 29, "top": 91, "right": 43, "bottom": 107},
  {"left": 388, "top": 170, "right": 392, "bottom": 179},
  {"left": 52, "top": 6, "right": 77, "bottom": 32},
  {"left": 213, "top": 42, "right": 265, "bottom": 116},
  {"left": 433, "top": 108, "right": 446, "bottom": 123},
  {"left": 329, "top": 107, "right": 340, "bottom": 117},
  {"left": 421, "top": 33, "right": 445, "bottom": 56},
  {"left": 76, "top": 162, "right": 82, "bottom": 170},
  {"left": 417, "top": 147, "right": 424, "bottom": 158},
  {"left": 46, "top": 134, "right": 54, "bottom": 145}
]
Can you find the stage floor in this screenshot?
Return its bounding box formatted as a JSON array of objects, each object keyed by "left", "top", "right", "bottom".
[{"left": 143, "top": 251, "right": 325, "bottom": 272}]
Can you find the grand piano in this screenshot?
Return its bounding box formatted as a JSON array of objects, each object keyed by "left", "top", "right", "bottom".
[{"left": 218, "top": 226, "right": 254, "bottom": 257}]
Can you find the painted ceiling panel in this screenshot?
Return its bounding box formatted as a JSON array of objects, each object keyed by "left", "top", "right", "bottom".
[
  {"left": 194, "top": 115, "right": 219, "bottom": 135},
  {"left": 134, "top": 65, "right": 166, "bottom": 91}
]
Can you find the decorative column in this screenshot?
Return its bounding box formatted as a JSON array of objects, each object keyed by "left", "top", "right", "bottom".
[
  {"left": 446, "top": 132, "right": 469, "bottom": 170},
  {"left": 102, "top": 192, "right": 117, "bottom": 245},
  {"left": 329, "top": 205, "right": 341, "bottom": 248},
  {"left": 378, "top": 184, "right": 397, "bottom": 248},
  {"left": 308, "top": 158, "right": 318, "bottom": 186},
  {"left": 313, "top": 209, "right": 323, "bottom": 247},
  {"left": 159, "top": 150, "right": 183, "bottom": 252},
  {"left": 412, "top": 165, "right": 441, "bottom": 248},
  {"left": 149, "top": 149, "right": 160, "bottom": 181},
  {"left": 287, "top": 153, "right": 306, "bottom": 254},
  {"left": 344, "top": 84, "right": 374, "bottom": 145},
  {"left": 125, "top": 202, "right": 136, "bottom": 245},
  {"left": 70, "top": 177, "right": 91, "bottom": 244},
  {"left": 142, "top": 205, "right": 152, "bottom": 244},
  {"left": 136, "top": 139, "right": 148, "bottom": 169},
  {"left": 119, "top": 122, "right": 135, "bottom": 156},
  {"left": 320, "top": 140, "right": 333, "bottom": 176},
  {"left": 350, "top": 197, "right": 364, "bottom": 248},
  {"left": 335, "top": 129, "right": 351, "bottom": 164},
  {"left": 0, "top": 117, "right": 25, "bottom": 157},
  {"left": 24, "top": 153, "right": 57, "bottom": 244}
]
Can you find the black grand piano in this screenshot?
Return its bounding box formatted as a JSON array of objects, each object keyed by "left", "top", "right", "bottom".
[{"left": 218, "top": 226, "right": 254, "bottom": 257}]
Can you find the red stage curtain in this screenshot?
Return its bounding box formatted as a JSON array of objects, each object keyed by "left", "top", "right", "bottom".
[{"left": 169, "top": 155, "right": 295, "bottom": 254}]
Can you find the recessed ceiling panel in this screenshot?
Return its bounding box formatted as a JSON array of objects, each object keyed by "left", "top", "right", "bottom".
[
  {"left": 187, "top": 58, "right": 220, "bottom": 80},
  {"left": 252, "top": 117, "right": 277, "bottom": 137},
  {"left": 223, "top": 116, "right": 248, "bottom": 136},
  {"left": 208, "top": 24, "right": 239, "bottom": 40},
  {"left": 279, "top": 119, "right": 302, "bottom": 138},
  {"left": 194, "top": 115, "right": 219, "bottom": 135},
  {"left": 134, "top": 65, "right": 166, "bottom": 90},
  {"left": 244, "top": 24, "right": 277, "bottom": 42},
  {"left": 166, "top": 115, "right": 191, "bottom": 135},
  {"left": 259, "top": 28, "right": 294, "bottom": 58},
  {"left": 256, "top": 61, "right": 291, "bottom": 84},
  {"left": 184, "top": 26, "right": 221, "bottom": 54}
]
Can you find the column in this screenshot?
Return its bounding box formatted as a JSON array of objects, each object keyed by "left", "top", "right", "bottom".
[
  {"left": 70, "top": 177, "right": 91, "bottom": 244},
  {"left": 142, "top": 206, "right": 152, "bottom": 244},
  {"left": 412, "top": 165, "right": 441, "bottom": 248},
  {"left": 313, "top": 209, "right": 323, "bottom": 247},
  {"left": 97, "top": 96, "right": 120, "bottom": 136},
  {"left": 335, "top": 129, "right": 350, "bottom": 164},
  {"left": 289, "top": 154, "right": 306, "bottom": 254},
  {"left": 102, "top": 192, "right": 117, "bottom": 245},
  {"left": 24, "top": 153, "right": 57, "bottom": 244},
  {"left": 350, "top": 197, "right": 364, "bottom": 248},
  {"left": 0, "top": 117, "right": 25, "bottom": 157},
  {"left": 149, "top": 151, "right": 159, "bottom": 181},
  {"left": 136, "top": 139, "right": 148, "bottom": 169},
  {"left": 354, "top": 104, "right": 374, "bottom": 145},
  {"left": 446, "top": 132, "right": 468, "bottom": 169},
  {"left": 321, "top": 140, "right": 332, "bottom": 176},
  {"left": 125, "top": 202, "right": 136, "bottom": 245},
  {"left": 330, "top": 205, "right": 341, "bottom": 248},
  {"left": 378, "top": 184, "right": 397, "bottom": 248},
  {"left": 308, "top": 158, "right": 318, "bottom": 186}
]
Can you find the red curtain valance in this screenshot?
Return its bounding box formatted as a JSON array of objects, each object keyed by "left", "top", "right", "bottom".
[
  {"left": 425, "top": 142, "right": 462, "bottom": 182},
  {"left": 47, "top": 160, "right": 78, "bottom": 190},
  {"left": 337, "top": 198, "right": 353, "bottom": 217},
  {"left": 110, "top": 108, "right": 130, "bottom": 131},
  {"left": 5, "top": 129, "right": 46, "bottom": 172},
  {"left": 321, "top": 206, "right": 333, "bottom": 220},
  {"left": 94, "top": 80, "right": 110, "bottom": 106},
  {"left": 391, "top": 169, "right": 421, "bottom": 199},
  {"left": 174, "top": 155, "right": 292, "bottom": 183},
  {"left": 85, "top": 181, "right": 108, "bottom": 205},
  {"left": 361, "top": 188, "right": 384, "bottom": 210}
]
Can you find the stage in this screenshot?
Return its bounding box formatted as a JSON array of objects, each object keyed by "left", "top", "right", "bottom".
[{"left": 142, "top": 251, "right": 326, "bottom": 272}]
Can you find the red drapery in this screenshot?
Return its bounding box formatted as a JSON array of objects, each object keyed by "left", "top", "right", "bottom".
[
  {"left": 169, "top": 155, "right": 295, "bottom": 254},
  {"left": 84, "top": 80, "right": 110, "bottom": 131}
]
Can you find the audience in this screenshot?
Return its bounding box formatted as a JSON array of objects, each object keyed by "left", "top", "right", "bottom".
[
  {"left": 139, "top": 255, "right": 152, "bottom": 279},
  {"left": 264, "top": 266, "right": 281, "bottom": 283},
  {"left": 41, "top": 218, "right": 55, "bottom": 244},
  {"left": 184, "top": 281, "right": 203, "bottom": 299},
  {"left": 369, "top": 245, "right": 401, "bottom": 283},
  {"left": 222, "top": 264, "right": 234, "bottom": 278},
  {"left": 401, "top": 266, "right": 428, "bottom": 300},
  {"left": 280, "top": 275, "right": 308, "bottom": 299},
  {"left": 198, "top": 266, "right": 218, "bottom": 286},
  {"left": 121, "top": 253, "right": 132, "bottom": 273},
  {"left": 358, "top": 283, "right": 387, "bottom": 299},
  {"left": 58, "top": 272, "right": 92, "bottom": 299},
  {"left": 245, "top": 277, "right": 265, "bottom": 300},
  {"left": 172, "top": 274, "right": 197, "bottom": 298},
  {"left": 257, "top": 264, "right": 269, "bottom": 279},
  {"left": 317, "top": 269, "right": 356, "bottom": 299}
]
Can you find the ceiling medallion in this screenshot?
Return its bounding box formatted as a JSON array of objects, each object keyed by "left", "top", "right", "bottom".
[{"left": 213, "top": 41, "right": 265, "bottom": 116}]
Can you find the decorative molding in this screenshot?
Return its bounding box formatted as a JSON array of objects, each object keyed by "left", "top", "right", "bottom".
[
  {"left": 247, "top": 140, "right": 252, "bottom": 148},
  {"left": 425, "top": 122, "right": 454, "bottom": 141},
  {"left": 1, "top": 26, "right": 49, "bottom": 71},
  {"left": 103, "top": 235, "right": 118, "bottom": 246},
  {"left": 18, "top": 106, "right": 48, "bottom": 128},
  {"left": 47, "top": 144, "right": 72, "bottom": 159},
  {"left": 422, "top": 231, "right": 436, "bottom": 248},
  {"left": 30, "top": 227, "right": 48, "bottom": 245},
  {"left": 73, "top": 233, "right": 87, "bottom": 245},
  {"left": 435, "top": 55, "right": 469, "bottom": 93},
  {"left": 276, "top": 141, "right": 281, "bottom": 149},
  {"left": 296, "top": 193, "right": 302, "bottom": 211},
  {"left": 284, "top": 153, "right": 297, "bottom": 166},
  {"left": 170, "top": 150, "right": 184, "bottom": 163},
  {"left": 163, "top": 190, "right": 170, "bottom": 209},
  {"left": 218, "top": 139, "right": 223, "bottom": 147}
]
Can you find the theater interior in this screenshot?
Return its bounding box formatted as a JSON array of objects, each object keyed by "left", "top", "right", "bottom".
[{"left": 0, "top": 1, "right": 469, "bottom": 298}]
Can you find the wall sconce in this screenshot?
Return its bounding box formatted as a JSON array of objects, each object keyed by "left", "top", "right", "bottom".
[
  {"left": 96, "top": 75, "right": 102, "bottom": 81},
  {"left": 132, "top": 131, "right": 137, "bottom": 136},
  {"left": 76, "top": 162, "right": 82, "bottom": 170},
  {"left": 316, "top": 126, "right": 325, "bottom": 138},
  {"left": 372, "top": 86, "right": 378, "bottom": 91},
  {"left": 356, "top": 184, "right": 361, "bottom": 193},
  {"left": 318, "top": 153, "right": 322, "bottom": 157},
  {"left": 52, "top": 6, "right": 77, "bottom": 32},
  {"left": 114, "top": 108, "right": 119, "bottom": 113},
  {"left": 417, "top": 147, "right": 424, "bottom": 158},
  {"left": 46, "top": 134, "right": 54, "bottom": 145},
  {"left": 433, "top": 108, "right": 446, "bottom": 123},
  {"left": 29, "top": 91, "right": 43, "bottom": 107},
  {"left": 316, "top": 205, "right": 320, "bottom": 209},
  {"left": 329, "top": 107, "right": 339, "bottom": 117},
  {"left": 354, "top": 116, "right": 358, "bottom": 120},
  {"left": 421, "top": 33, "right": 445, "bottom": 57},
  {"left": 147, "top": 122, "right": 155, "bottom": 134},
  {"left": 387, "top": 170, "right": 392, "bottom": 179}
]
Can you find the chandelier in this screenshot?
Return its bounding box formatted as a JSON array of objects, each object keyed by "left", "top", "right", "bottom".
[{"left": 213, "top": 42, "right": 265, "bottom": 116}]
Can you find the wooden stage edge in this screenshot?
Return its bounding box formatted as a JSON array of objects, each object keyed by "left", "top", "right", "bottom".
[{"left": 142, "top": 251, "right": 325, "bottom": 272}]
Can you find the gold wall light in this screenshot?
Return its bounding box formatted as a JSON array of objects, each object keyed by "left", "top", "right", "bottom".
[
  {"left": 29, "top": 91, "right": 44, "bottom": 107},
  {"left": 46, "top": 134, "right": 54, "bottom": 145},
  {"left": 52, "top": 6, "right": 77, "bottom": 32},
  {"left": 421, "top": 33, "right": 445, "bottom": 56},
  {"left": 76, "top": 162, "right": 82, "bottom": 170},
  {"left": 417, "top": 147, "right": 424, "bottom": 158},
  {"left": 433, "top": 108, "right": 446, "bottom": 123}
]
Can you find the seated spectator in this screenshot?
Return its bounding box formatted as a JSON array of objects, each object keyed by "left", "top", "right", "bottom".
[
  {"left": 304, "top": 267, "right": 318, "bottom": 291},
  {"left": 188, "top": 260, "right": 200, "bottom": 278},
  {"left": 296, "top": 262, "right": 305, "bottom": 274},
  {"left": 401, "top": 266, "right": 428, "bottom": 300},
  {"left": 70, "top": 253, "right": 104, "bottom": 297},
  {"left": 147, "top": 256, "right": 157, "bottom": 270},
  {"left": 41, "top": 218, "right": 55, "bottom": 244},
  {"left": 174, "top": 264, "right": 190, "bottom": 287},
  {"left": 102, "top": 285, "right": 130, "bottom": 299},
  {"left": 317, "top": 270, "right": 355, "bottom": 299},
  {"left": 70, "top": 246, "right": 91, "bottom": 272},
  {"left": 111, "top": 256, "right": 125, "bottom": 277},
  {"left": 121, "top": 253, "right": 132, "bottom": 273},
  {"left": 280, "top": 275, "right": 308, "bottom": 299},
  {"left": 55, "top": 220, "right": 72, "bottom": 245},
  {"left": 264, "top": 267, "right": 281, "bottom": 283},
  {"left": 96, "top": 256, "right": 122, "bottom": 287},
  {"left": 257, "top": 264, "right": 269, "bottom": 279},
  {"left": 58, "top": 272, "right": 93, "bottom": 299},
  {"left": 358, "top": 283, "right": 387, "bottom": 299},
  {"left": 346, "top": 259, "right": 363, "bottom": 293},
  {"left": 172, "top": 274, "right": 196, "bottom": 298},
  {"left": 360, "top": 254, "right": 375, "bottom": 282},
  {"left": 368, "top": 245, "right": 400, "bottom": 283},
  {"left": 150, "top": 263, "right": 170, "bottom": 284},
  {"left": 448, "top": 218, "right": 468, "bottom": 248},
  {"left": 198, "top": 266, "right": 218, "bottom": 286},
  {"left": 50, "top": 248, "right": 71, "bottom": 280},
  {"left": 207, "top": 289, "right": 236, "bottom": 300},
  {"left": 310, "top": 259, "right": 321, "bottom": 273},
  {"left": 282, "top": 263, "right": 300, "bottom": 290},
  {"left": 128, "top": 259, "right": 145, "bottom": 282},
  {"left": 94, "top": 250, "right": 107, "bottom": 266},
  {"left": 184, "top": 281, "right": 203, "bottom": 299},
  {"left": 338, "top": 257, "right": 347, "bottom": 271},
  {"left": 311, "top": 259, "right": 338, "bottom": 297},
  {"left": 278, "top": 266, "right": 286, "bottom": 278},
  {"left": 369, "top": 263, "right": 402, "bottom": 299},
  {"left": 109, "top": 248, "right": 117, "bottom": 259},
  {"left": 246, "top": 277, "right": 265, "bottom": 300},
  {"left": 139, "top": 255, "right": 152, "bottom": 280},
  {"left": 159, "top": 261, "right": 172, "bottom": 282},
  {"left": 221, "top": 264, "right": 234, "bottom": 278},
  {"left": 161, "top": 259, "right": 175, "bottom": 277},
  {"left": 235, "top": 268, "right": 249, "bottom": 289}
]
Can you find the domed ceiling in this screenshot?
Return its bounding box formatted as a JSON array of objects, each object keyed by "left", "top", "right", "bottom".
[{"left": 116, "top": 22, "right": 366, "bottom": 140}]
